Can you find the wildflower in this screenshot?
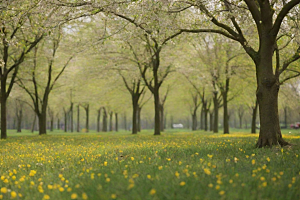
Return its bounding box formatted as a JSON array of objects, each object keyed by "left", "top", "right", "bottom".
[
  {"left": 215, "top": 185, "right": 220, "bottom": 190},
  {"left": 111, "top": 194, "right": 117, "bottom": 199},
  {"left": 82, "top": 193, "right": 88, "bottom": 200},
  {"left": 219, "top": 190, "right": 225, "bottom": 195},
  {"left": 131, "top": 157, "right": 134, "bottom": 161},
  {"left": 175, "top": 171, "right": 180, "bottom": 178},
  {"left": 229, "top": 179, "right": 233, "bottom": 184},
  {"left": 204, "top": 168, "right": 211, "bottom": 175},
  {"left": 71, "top": 193, "right": 78, "bottom": 199},
  {"left": 0, "top": 195, "right": 2, "bottom": 199},
  {"left": 251, "top": 160, "right": 255, "bottom": 165},
  {"left": 106, "top": 178, "right": 110, "bottom": 182},
  {"left": 127, "top": 184, "right": 134, "bottom": 190},
  {"left": 43, "top": 194, "right": 50, "bottom": 200},
  {"left": 288, "top": 184, "right": 292, "bottom": 188},
  {"left": 59, "top": 187, "right": 64, "bottom": 192},
  {"left": 0, "top": 187, "right": 7, "bottom": 194},
  {"left": 279, "top": 171, "right": 284, "bottom": 175},
  {"left": 260, "top": 177, "right": 265, "bottom": 181},
  {"left": 104, "top": 162, "right": 108, "bottom": 166},
  {"left": 158, "top": 166, "right": 163, "bottom": 170},
  {"left": 11, "top": 191, "right": 17, "bottom": 199},
  {"left": 208, "top": 183, "right": 213, "bottom": 188},
  {"left": 272, "top": 177, "right": 276, "bottom": 181},
  {"left": 147, "top": 175, "right": 151, "bottom": 179},
  {"left": 180, "top": 181, "right": 186, "bottom": 186},
  {"left": 149, "top": 189, "right": 156, "bottom": 195},
  {"left": 207, "top": 154, "right": 213, "bottom": 158},
  {"left": 266, "top": 157, "right": 270, "bottom": 162},
  {"left": 58, "top": 174, "right": 63, "bottom": 178},
  {"left": 48, "top": 185, "right": 53, "bottom": 189},
  {"left": 262, "top": 182, "right": 267, "bottom": 187},
  {"left": 29, "top": 170, "right": 36, "bottom": 176}
]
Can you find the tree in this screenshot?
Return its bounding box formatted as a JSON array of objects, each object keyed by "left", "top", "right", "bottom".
[
  {"left": 175, "top": 0, "right": 300, "bottom": 147},
  {"left": 16, "top": 28, "right": 74, "bottom": 135}
]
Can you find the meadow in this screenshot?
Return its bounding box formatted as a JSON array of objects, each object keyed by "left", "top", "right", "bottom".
[{"left": 0, "top": 129, "right": 300, "bottom": 200}]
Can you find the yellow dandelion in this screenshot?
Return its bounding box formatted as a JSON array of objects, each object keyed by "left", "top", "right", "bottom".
[
  {"left": 266, "top": 157, "right": 270, "bottom": 162},
  {"left": 219, "top": 190, "right": 225, "bottom": 195},
  {"left": 82, "top": 193, "right": 88, "bottom": 200},
  {"left": 279, "top": 171, "right": 284, "bottom": 175},
  {"left": 104, "top": 162, "right": 108, "bottom": 166},
  {"left": 147, "top": 175, "right": 151, "bottom": 179},
  {"left": 251, "top": 160, "right": 255, "bottom": 165},
  {"left": 0, "top": 187, "right": 7, "bottom": 194},
  {"left": 149, "top": 189, "right": 156, "bottom": 195},
  {"left": 0, "top": 195, "right": 2, "bottom": 199},
  {"left": 215, "top": 185, "right": 220, "bottom": 190},
  {"left": 71, "top": 193, "right": 78, "bottom": 199},
  {"left": 43, "top": 194, "right": 50, "bottom": 200},
  {"left": 58, "top": 174, "right": 63, "bottom": 178},
  {"left": 158, "top": 166, "right": 163, "bottom": 170},
  {"left": 106, "top": 178, "right": 110, "bottom": 182},
  {"left": 288, "top": 184, "right": 292, "bottom": 188},
  {"left": 262, "top": 182, "right": 267, "bottom": 187},
  {"left": 11, "top": 191, "right": 17, "bottom": 199},
  {"left": 127, "top": 183, "right": 135, "bottom": 190},
  {"left": 229, "top": 179, "right": 233, "bottom": 184},
  {"left": 131, "top": 157, "right": 134, "bottom": 161},
  {"left": 48, "top": 185, "right": 53, "bottom": 190},
  {"left": 67, "top": 188, "right": 72, "bottom": 192},
  {"left": 204, "top": 168, "right": 211, "bottom": 175},
  {"left": 272, "top": 177, "right": 276, "bottom": 181},
  {"left": 59, "top": 187, "right": 64, "bottom": 192},
  {"left": 208, "top": 183, "right": 213, "bottom": 188},
  {"left": 260, "top": 177, "right": 265, "bottom": 181},
  {"left": 111, "top": 194, "right": 117, "bottom": 199},
  {"left": 180, "top": 181, "right": 186, "bottom": 186}
]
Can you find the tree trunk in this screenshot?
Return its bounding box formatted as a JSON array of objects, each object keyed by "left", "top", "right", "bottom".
[
  {"left": 16, "top": 109, "right": 22, "bottom": 133},
  {"left": 109, "top": 111, "right": 113, "bottom": 132},
  {"left": 209, "top": 112, "right": 214, "bottom": 131},
  {"left": 204, "top": 108, "right": 208, "bottom": 131},
  {"left": 255, "top": 39, "right": 288, "bottom": 147},
  {"left": 213, "top": 92, "right": 219, "bottom": 133},
  {"left": 85, "top": 104, "right": 89, "bottom": 132},
  {"left": 284, "top": 106, "right": 288, "bottom": 128},
  {"left": 137, "top": 107, "right": 141, "bottom": 132},
  {"left": 132, "top": 100, "right": 138, "bottom": 134},
  {"left": 192, "top": 111, "right": 197, "bottom": 131},
  {"left": 64, "top": 110, "right": 67, "bottom": 132},
  {"left": 38, "top": 111, "right": 47, "bottom": 135},
  {"left": 160, "top": 104, "right": 164, "bottom": 132},
  {"left": 57, "top": 118, "right": 60, "bottom": 130},
  {"left": 70, "top": 103, "right": 73, "bottom": 132},
  {"left": 251, "top": 100, "right": 258, "bottom": 134},
  {"left": 1, "top": 78, "right": 7, "bottom": 139},
  {"left": 50, "top": 115, "right": 53, "bottom": 132},
  {"left": 31, "top": 114, "right": 36, "bottom": 133},
  {"left": 77, "top": 105, "right": 80, "bottom": 132},
  {"left": 97, "top": 108, "right": 101, "bottom": 132},
  {"left": 115, "top": 113, "right": 118, "bottom": 132},
  {"left": 200, "top": 107, "right": 204, "bottom": 130},
  {"left": 223, "top": 93, "right": 229, "bottom": 134},
  {"left": 102, "top": 108, "right": 107, "bottom": 132},
  {"left": 154, "top": 90, "right": 161, "bottom": 135}
]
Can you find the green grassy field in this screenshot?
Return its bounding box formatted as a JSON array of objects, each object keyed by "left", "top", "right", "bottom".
[{"left": 1, "top": 129, "right": 300, "bottom": 200}]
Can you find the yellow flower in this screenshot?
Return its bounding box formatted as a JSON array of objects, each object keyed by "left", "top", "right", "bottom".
[
  {"left": 43, "top": 194, "right": 50, "bottom": 200},
  {"left": 29, "top": 170, "right": 36, "bottom": 176},
  {"left": 48, "top": 185, "right": 53, "bottom": 189},
  {"left": 219, "top": 190, "right": 225, "bottom": 195},
  {"left": 175, "top": 171, "right": 180, "bottom": 178},
  {"left": 111, "top": 194, "right": 117, "bottom": 199},
  {"left": 147, "top": 175, "right": 151, "bottom": 179},
  {"left": 58, "top": 174, "right": 63, "bottom": 178},
  {"left": 0, "top": 187, "right": 7, "bottom": 194},
  {"left": 158, "top": 166, "right": 163, "bottom": 170},
  {"left": 262, "top": 182, "right": 267, "bottom": 187},
  {"left": 131, "top": 157, "right": 134, "bottom": 161},
  {"left": 266, "top": 157, "right": 270, "bottom": 162},
  {"left": 59, "top": 187, "right": 64, "bottom": 192},
  {"left": 179, "top": 161, "right": 182, "bottom": 165},
  {"left": 11, "top": 191, "right": 17, "bottom": 199},
  {"left": 0, "top": 195, "right": 2, "bottom": 199},
  {"left": 104, "top": 162, "right": 108, "bottom": 166},
  {"left": 71, "top": 193, "right": 78, "bottom": 199},
  {"left": 229, "top": 179, "right": 233, "bottom": 184},
  {"left": 204, "top": 168, "right": 211, "bottom": 175},
  {"left": 272, "top": 177, "right": 276, "bottom": 181},
  {"left": 106, "top": 178, "right": 110, "bottom": 182},
  {"left": 82, "top": 193, "right": 88, "bottom": 200},
  {"left": 208, "top": 183, "right": 213, "bottom": 188},
  {"left": 251, "top": 160, "right": 255, "bottom": 165},
  {"left": 288, "top": 184, "right": 292, "bottom": 188},
  {"left": 127, "top": 183, "right": 134, "bottom": 190},
  {"left": 279, "top": 171, "right": 284, "bottom": 175},
  {"left": 260, "top": 177, "right": 265, "bottom": 181},
  {"left": 207, "top": 154, "right": 213, "bottom": 158},
  {"left": 215, "top": 185, "right": 220, "bottom": 190},
  {"left": 180, "top": 181, "right": 186, "bottom": 186},
  {"left": 67, "top": 188, "right": 72, "bottom": 192},
  {"left": 149, "top": 189, "right": 156, "bottom": 195}
]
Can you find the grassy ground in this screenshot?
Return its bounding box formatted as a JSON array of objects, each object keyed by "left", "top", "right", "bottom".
[{"left": 1, "top": 129, "right": 300, "bottom": 200}]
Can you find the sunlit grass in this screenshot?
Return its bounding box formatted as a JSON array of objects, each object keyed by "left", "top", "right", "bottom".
[{"left": 0, "top": 129, "right": 300, "bottom": 200}]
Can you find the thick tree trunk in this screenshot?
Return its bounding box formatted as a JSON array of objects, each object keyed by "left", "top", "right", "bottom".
[
  {"left": 255, "top": 39, "right": 288, "bottom": 147},
  {"left": 57, "top": 118, "right": 60, "bottom": 130},
  {"left": 251, "top": 100, "right": 258, "bottom": 133},
  {"left": 154, "top": 90, "right": 161, "bottom": 135},
  {"left": 38, "top": 111, "right": 47, "bottom": 135},
  {"left": 213, "top": 92, "right": 219, "bottom": 133},
  {"left": 200, "top": 107, "right": 204, "bottom": 130},
  {"left": 1, "top": 78, "right": 7, "bottom": 139},
  {"left": 115, "top": 113, "right": 118, "bottom": 132},
  {"left": 50, "top": 116, "right": 53, "bottom": 132},
  {"left": 223, "top": 93, "right": 229, "bottom": 134}
]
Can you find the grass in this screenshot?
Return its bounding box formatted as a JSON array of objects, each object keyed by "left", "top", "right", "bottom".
[{"left": 0, "top": 129, "right": 300, "bottom": 200}]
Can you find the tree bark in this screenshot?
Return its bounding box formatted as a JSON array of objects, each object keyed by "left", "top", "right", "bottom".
[
  {"left": 1, "top": 78, "right": 7, "bottom": 139},
  {"left": 77, "top": 105, "right": 80, "bottom": 132},
  {"left": 109, "top": 111, "right": 113, "bottom": 132},
  {"left": 132, "top": 99, "right": 138, "bottom": 134},
  {"left": 159, "top": 104, "right": 164, "bottom": 132},
  {"left": 85, "top": 104, "right": 89, "bottom": 132},
  {"left": 209, "top": 112, "right": 214, "bottom": 131},
  {"left": 57, "top": 118, "right": 60, "bottom": 130},
  {"left": 102, "top": 108, "right": 107, "bottom": 132},
  {"left": 192, "top": 111, "right": 197, "bottom": 131},
  {"left": 213, "top": 91, "right": 219, "bottom": 133},
  {"left": 223, "top": 92, "right": 229, "bottom": 134},
  {"left": 38, "top": 112, "right": 47, "bottom": 135},
  {"left": 97, "top": 108, "right": 101, "bottom": 132},
  {"left": 16, "top": 106, "right": 23, "bottom": 133},
  {"left": 64, "top": 109, "right": 67, "bottom": 132},
  {"left": 154, "top": 89, "right": 161, "bottom": 135},
  {"left": 70, "top": 102, "right": 73, "bottom": 132},
  {"left": 115, "top": 113, "right": 118, "bottom": 132},
  {"left": 137, "top": 107, "right": 141, "bottom": 132},
  {"left": 251, "top": 100, "right": 258, "bottom": 134}
]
